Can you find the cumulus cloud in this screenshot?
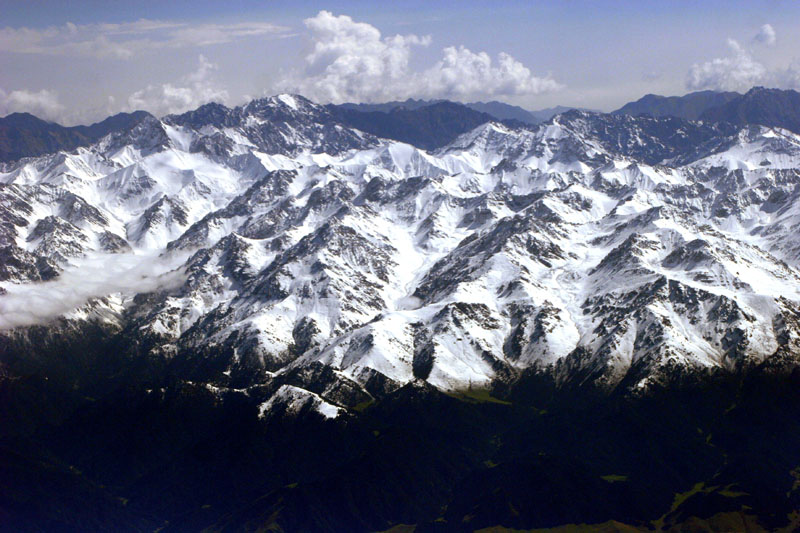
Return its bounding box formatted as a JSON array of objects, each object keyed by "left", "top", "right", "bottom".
[
  {"left": 125, "top": 54, "right": 229, "bottom": 116},
  {"left": 0, "top": 19, "right": 289, "bottom": 59},
  {"left": 754, "top": 23, "right": 776, "bottom": 46},
  {"left": 418, "top": 46, "right": 562, "bottom": 100},
  {"left": 686, "top": 39, "right": 767, "bottom": 91},
  {"left": 0, "top": 88, "right": 65, "bottom": 121},
  {"left": 0, "top": 251, "right": 188, "bottom": 330},
  {"left": 278, "top": 11, "right": 430, "bottom": 103},
  {"left": 278, "top": 11, "right": 561, "bottom": 103},
  {"left": 686, "top": 31, "right": 800, "bottom": 92}
]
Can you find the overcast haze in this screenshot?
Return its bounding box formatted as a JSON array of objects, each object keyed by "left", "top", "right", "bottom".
[{"left": 2, "top": 0, "right": 800, "bottom": 125}]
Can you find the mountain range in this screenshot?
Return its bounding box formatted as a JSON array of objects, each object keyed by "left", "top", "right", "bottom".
[
  {"left": 2, "top": 89, "right": 800, "bottom": 531},
  {"left": 5, "top": 87, "right": 800, "bottom": 165},
  {"left": 700, "top": 86, "right": 800, "bottom": 132},
  {"left": 336, "top": 98, "right": 551, "bottom": 123},
  {"left": 0, "top": 110, "right": 151, "bottom": 163},
  {"left": 611, "top": 89, "right": 741, "bottom": 120}
]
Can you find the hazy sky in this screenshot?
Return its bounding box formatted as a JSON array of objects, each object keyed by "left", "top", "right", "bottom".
[{"left": 2, "top": 0, "right": 800, "bottom": 124}]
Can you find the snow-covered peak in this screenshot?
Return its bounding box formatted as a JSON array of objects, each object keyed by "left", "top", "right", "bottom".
[
  {"left": 275, "top": 94, "right": 301, "bottom": 110},
  {"left": 3, "top": 95, "right": 800, "bottom": 409},
  {"left": 242, "top": 93, "right": 320, "bottom": 117}
]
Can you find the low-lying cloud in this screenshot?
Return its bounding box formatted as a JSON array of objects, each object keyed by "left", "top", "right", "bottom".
[
  {"left": 0, "top": 88, "right": 65, "bottom": 122},
  {"left": 278, "top": 10, "right": 562, "bottom": 103},
  {"left": 0, "top": 251, "right": 188, "bottom": 330}
]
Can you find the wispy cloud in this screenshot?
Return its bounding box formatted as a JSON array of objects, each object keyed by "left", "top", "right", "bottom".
[
  {"left": 686, "top": 24, "right": 800, "bottom": 92},
  {"left": 686, "top": 39, "right": 766, "bottom": 92},
  {"left": 278, "top": 11, "right": 562, "bottom": 103},
  {"left": 125, "top": 54, "right": 229, "bottom": 116},
  {"left": 641, "top": 70, "right": 663, "bottom": 82},
  {"left": 0, "top": 88, "right": 64, "bottom": 121},
  {"left": 753, "top": 23, "right": 776, "bottom": 46},
  {"left": 1, "top": 53, "right": 230, "bottom": 123},
  {"left": 0, "top": 19, "right": 290, "bottom": 59},
  {"left": 0, "top": 251, "right": 188, "bottom": 330}
]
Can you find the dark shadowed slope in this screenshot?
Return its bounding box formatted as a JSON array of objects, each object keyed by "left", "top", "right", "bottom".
[
  {"left": 328, "top": 101, "right": 508, "bottom": 150},
  {"left": 0, "top": 111, "right": 151, "bottom": 163},
  {"left": 700, "top": 87, "right": 800, "bottom": 134},
  {"left": 613, "top": 90, "right": 741, "bottom": 120}
]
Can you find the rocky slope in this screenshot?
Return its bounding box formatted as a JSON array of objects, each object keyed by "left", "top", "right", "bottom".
[
  {"left": 699, "top": 86, "right": 800, "bottom": 135},
  {"left": 2, "top": 95, "right": 800, "bottom": 411},
  {"left": 328, "top": 100, "right": 506, "bottom": 150}
]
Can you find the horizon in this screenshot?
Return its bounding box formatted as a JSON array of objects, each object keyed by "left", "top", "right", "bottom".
[
  {"left": 2, "top": 1, "right": 799, "bottom": 125},
  {"left": 0, "top": 85, "right": 789, "bottom": 128}
]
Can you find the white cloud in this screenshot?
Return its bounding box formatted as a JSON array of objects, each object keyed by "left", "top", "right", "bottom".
[
  {"left": 686, "top": 33, "right": 800, "bottom": 93},
  {"left": 0, "top": 87, "right": 123, "bottom": 125},
  {"left": 0, "top": 251, "right": 188, "bottom": 330},
  {"left": 0, "top": 88, "right": 65, "bottom": 121},
  {"left": 686, "top": 39, "right": 767, "bottom": 92},
  {"left": 417, "top": 46, "right": 561, "bottom": 100},
  {"left": 168, "top": 22, "right": 293, "bottom": 47},
  {"left": 279, "top": 10, "right": 561, "bottom": 103},
  {"left": 278, "top": 11, "right": 430, "bottom": 103},
  {"left": 754, "top": 24, "right": 776, "bottom": 46},
  {"left": 771, "top": 62, "right": 800, "bottom": 89},
  {"left": 0, "top": 19, "right": 289, "bottom": 59},
  {"left": 125, "top": 54, "right": 229, "bottom": 116}
]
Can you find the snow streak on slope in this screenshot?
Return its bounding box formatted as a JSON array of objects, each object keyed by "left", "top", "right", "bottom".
[{"left": 2, "top": 96, "right": 800, "bottom": 403}]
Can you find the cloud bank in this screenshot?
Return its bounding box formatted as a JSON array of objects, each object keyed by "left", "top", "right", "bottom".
[
  {"left": 278, "top": 11, "right": 562, "bottom": 103},
  {"left": 0, "top": 88, "right": 65, "bottom": 121},
  {"left": 0, "top": 251, "right": 188, "bottom": 330}
]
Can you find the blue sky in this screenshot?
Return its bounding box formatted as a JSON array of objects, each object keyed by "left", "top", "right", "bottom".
[{"left": 2, "top": 1, "right": 799, "bottom": 124}]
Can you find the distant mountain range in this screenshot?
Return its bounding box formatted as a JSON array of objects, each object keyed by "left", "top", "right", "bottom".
[
  {"left": 336, "top": 98, "right": 592, "bottom": 124},
  {"left": 330, "top": 99, "right": 600, "bottom": 150},
  {"left": 4, "top": 87, "right": 800, "bottom": 164},
  {"left": 0, "top": 100, "right": 579, "bottom": 163},
  {"left": 699, "top": 86, "right": 800, "bottom": 132},
  {"left": 612, "top": 87, "right": 800, "bottom": 137},
  {"left": 337, "top": 98, "right": 536, "bottom": 123},
  {"left": 611, "top": 90, "right": 741, "bottom": 120},
  {"left": 0, "top": 111, "right": 151, "bottom": 163},
  {"left": 328, "top": 101, "right": 510, "bottom": 151}
]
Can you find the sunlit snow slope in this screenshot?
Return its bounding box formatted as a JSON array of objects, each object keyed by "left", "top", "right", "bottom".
[{"left": 3, "top": 95, "right": 800, "bottom": 413}]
